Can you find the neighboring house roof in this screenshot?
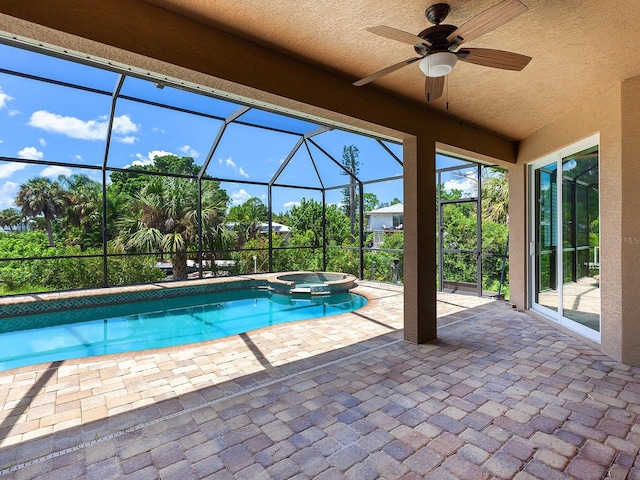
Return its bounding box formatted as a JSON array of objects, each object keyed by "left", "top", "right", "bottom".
[
  {"left": 259, "top": 222, "right": 291, "bottom": 233},
  {"left": 226, "top": 222, "right": 291, "bottom": 233},
  {"left": 367, "top": 203, "right": 403, "bottom": 215}
]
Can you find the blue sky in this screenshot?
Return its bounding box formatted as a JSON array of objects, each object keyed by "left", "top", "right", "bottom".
[{"left": 0, "top": 42, "right": 407, "bottom": 214}]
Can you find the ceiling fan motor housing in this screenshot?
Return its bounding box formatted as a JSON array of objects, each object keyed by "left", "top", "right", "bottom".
[{"left": 415, "top": 24, "right": 458, "bottom": 55}]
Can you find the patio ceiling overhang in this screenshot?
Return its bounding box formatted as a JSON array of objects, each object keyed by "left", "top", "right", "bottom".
[{"left": 3, "top": 0, "right": 637, "bottom": 143}]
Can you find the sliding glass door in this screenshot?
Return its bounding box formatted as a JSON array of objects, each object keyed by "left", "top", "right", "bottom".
[
  {"left": 534, "top": 160, "right": 559, "bottom": 314},
  {"left": 530, "top": 136, "right": 600, "bottom": 341}
]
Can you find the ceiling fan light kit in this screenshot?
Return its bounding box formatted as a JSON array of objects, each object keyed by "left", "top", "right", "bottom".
[
  {"left": 419, "top": 52, "right": 457, "bottom": 77},
  {"left": 354, "top": 0, "right": 532, "bottom": 102}
]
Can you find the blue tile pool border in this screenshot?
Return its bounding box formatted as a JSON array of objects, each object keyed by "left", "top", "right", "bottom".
[{"left": 0, "top": 279, "right": 270, "bottom": 319}]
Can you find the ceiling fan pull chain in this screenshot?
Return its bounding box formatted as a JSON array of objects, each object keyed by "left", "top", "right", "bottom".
[{"left": 446, "top": 75, "right": 450, "bottom": 110}]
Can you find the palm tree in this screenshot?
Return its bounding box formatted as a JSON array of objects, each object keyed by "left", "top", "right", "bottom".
[
  {"left": 58, "top": 174, "right": 102, "bottom": 247},
  {"left": 0, "top": 208, "right": 24, "bottom": 232},
  {"left": 15, "top": 177, "right": 69, "bottom": 246},
  {"left": 482, "top": 170, "right": 509, "bottom": 223},
  {"left": 115, "top": 176, "right": 229, "bottom": 280},
  {"left": 0, "top": 209, "right": 9, "bottom": 233},
  {"left": 58, "top": 174, "right": 101, "bottom": 229},
  {"left": 227, "top": 197, "right": 268, "bottom": 247}
]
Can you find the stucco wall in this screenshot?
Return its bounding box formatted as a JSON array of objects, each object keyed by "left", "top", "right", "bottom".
[{"left": 619, "top": 77, "right": 640, "bottom": 366}]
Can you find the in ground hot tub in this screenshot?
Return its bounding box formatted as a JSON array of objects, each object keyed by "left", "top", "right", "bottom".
[{"left": 267, "top": 271, "right": 356, "bottom": 294}]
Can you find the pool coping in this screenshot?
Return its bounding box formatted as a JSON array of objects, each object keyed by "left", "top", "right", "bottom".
[
  {"left": 266, "top": 271, "right": 357, "bottom": 294},
  {"left": 0, "top": 278, "right": 380, "bottom": 376}
]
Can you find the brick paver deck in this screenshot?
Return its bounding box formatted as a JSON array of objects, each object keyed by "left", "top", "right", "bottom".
[{"left": 0, "top": 281, "right": 638, "bottom": 479}]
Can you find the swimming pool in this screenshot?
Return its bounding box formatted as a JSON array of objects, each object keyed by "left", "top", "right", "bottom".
[{"left": 0, "top": 289, "right": 366, "bottom": 371}]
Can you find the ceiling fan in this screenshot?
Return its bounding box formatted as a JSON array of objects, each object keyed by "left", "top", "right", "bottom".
[{"left": 353, "top": 0, "right": 532, "bottom": 101}]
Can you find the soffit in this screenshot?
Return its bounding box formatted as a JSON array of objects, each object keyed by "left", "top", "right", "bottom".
[{"left": 141, "top": 0, "right": 640, "bottom": 141}]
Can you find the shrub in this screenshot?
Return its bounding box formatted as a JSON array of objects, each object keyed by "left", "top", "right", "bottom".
[{"left": 0, "top": 232, "right": 165, "bottom": 294}]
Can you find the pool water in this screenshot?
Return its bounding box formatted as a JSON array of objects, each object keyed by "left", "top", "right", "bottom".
[{"left": 0, "top": 289, "right": 366, "bottom": 371}]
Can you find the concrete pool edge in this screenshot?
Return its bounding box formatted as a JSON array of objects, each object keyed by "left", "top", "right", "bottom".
[
  {"left": 0, "top": 280, "right": 381, "bottom": 376},
  {"left": 266, "top": 271, "right": 357, "bottom": 294},
  {"left": 0, "top": 272, "right": 360, "bottom": 318}
]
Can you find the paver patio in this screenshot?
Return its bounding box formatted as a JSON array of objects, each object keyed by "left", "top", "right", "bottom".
[{"left": 0, "top": 281, "right": 638, "bottom": 479}]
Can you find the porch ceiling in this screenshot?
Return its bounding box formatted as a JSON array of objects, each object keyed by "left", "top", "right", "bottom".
[{"left": 141, "top": 0, "right": 640, "bottom": 141}]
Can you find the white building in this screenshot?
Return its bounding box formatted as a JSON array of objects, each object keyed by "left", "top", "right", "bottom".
[
  {"left": 226, "top": 222, "right": 291, "bottom": 239},
  {"left": 366, "top": 203, "right": 403, "bottom": 231}
]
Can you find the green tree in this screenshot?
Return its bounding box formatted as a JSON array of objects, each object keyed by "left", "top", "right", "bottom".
[
  {"left": 58, "top": 173, "right": 102, "bottom": 247},
  {"left": 226, "top": 197, "right": 268, "bottom": 246},
  {"left": 0, "top": 208, "right": 24, "bottom": 232},
  {"left": 109, "top": 154, "right": 201, "bottom": 196},
  {"left": 272, "top": 211, "right": 290, "bottom": 225},
  {"left": 288, "top": 198, "right": 351, "bottom": 247},
  {"left": 114, "top": 176, "right": 229, "bottom": 280},
  {"left": 481, "top": 170, "right": 509, "bottom": 223},
  {"left": 15, "top": 177, "right": 69, "bottom": 247},
  {"left": 379, "top": 197, "right": 402, "bottom": 208},
  {"left": 340, "top": 145, "right": 360, "bottom": 237},
  {"left": 363, "top": 193, "right": 380, "bottom": 213}
]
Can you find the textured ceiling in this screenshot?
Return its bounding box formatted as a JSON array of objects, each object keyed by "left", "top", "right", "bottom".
[{"left": 141, "top": 0, "right": 640, "bottom": 141}]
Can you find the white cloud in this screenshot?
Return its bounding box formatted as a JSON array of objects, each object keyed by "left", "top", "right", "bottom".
[
  {"left": 178, "top": 145, "right": 199, "bottom": 158},
  {"left": 112, "top": 115, "right": 137, "bottom": 135},
  {"left": 219, "top": 157, "right": 249, "bottom": 178},
  {"left": 39, "top": 138, "right": 47, "bottom": 147},
  {"left": 0, "top": 87, "right": 13, "bottom": 110},
  {"left": 28, "top": 111, "right": 138, "bottom": 142},
  {"left": 116, "top": 135, "right": 137, "bottom": 144},
  {"left": 283, "top": 201, "right": 301, "bottom": 209},
  {"left": 132, "top": 149, "right": 175, "bottom": 167},
  {"left": 8, "top": 110, "right": 19, "bottom": 117},
  {"left": 230, "top": 189, "right": 251, "bottom": 205},
  {"left": 41, "top": 165, "right": 73, "bottom": 178},
  {"left": 0, "top": 162, "right": 26, "bottom": 180},
  {"left": 74, "top": 155, "right": 83, "bottom": 161},
  {"left": 152, "top": 127, "right": 165, "bottom": 133},
  {"left": 18, "top": 146, "right": 44, "bottom": 161},
  {"left": 0, "top": 181, "right": 19, "bottom": 209},
  {"left": 443, "top": 176, "right": 476, "bottom": 194}
]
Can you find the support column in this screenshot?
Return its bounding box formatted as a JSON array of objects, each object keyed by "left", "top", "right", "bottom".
[
  {"left": 617, "top": 77, "right": 640, "bottom": 365},
  {"left": 508, "top": 161, "right": 528, "bottom": 309},
  {"left": 403, "top": 135, "right": 437, "bottom": 343}
]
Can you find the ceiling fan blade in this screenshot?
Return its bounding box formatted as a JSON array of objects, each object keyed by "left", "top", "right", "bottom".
[
  {"left": 367, "top": 26, "right": 431, "bottom": 47},
  {"left": 456, "top": 48, "right": 531, "bottom": 70},
  {"left": 447, "top": 0, "right": 527, "bottom": 44},
  {"left": 353, "top": 57, "right": 422, "bottom": 86},
  {"left": 425, "top": 76, "right": 444, "bottom": 102}
]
